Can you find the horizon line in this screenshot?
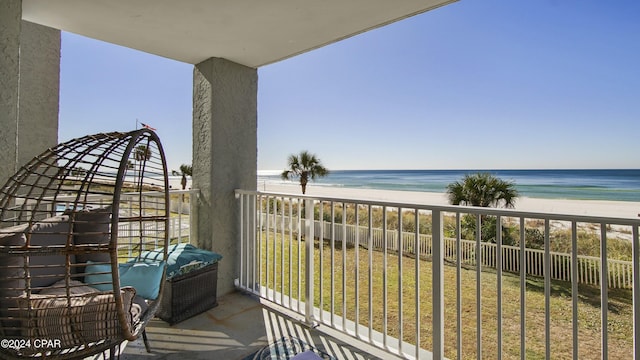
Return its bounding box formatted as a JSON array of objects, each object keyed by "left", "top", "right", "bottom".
[{"left": 258, "top": 167, "right": 640, "bottom": 173}]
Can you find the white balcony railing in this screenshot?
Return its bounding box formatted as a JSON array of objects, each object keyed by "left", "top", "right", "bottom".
[
  {"left": 255, "top": 213, "right": 634, "bottom": 289},
  {"left": 235, "top": 189, "right": 640, "bottom": 360},
  {"left": 53, "top": 189, "right": 196, "bottom": 246}
]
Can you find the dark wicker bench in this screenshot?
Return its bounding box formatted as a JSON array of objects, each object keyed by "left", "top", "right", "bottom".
[
  {"left": 139, "top": 243, "right": 222, "bottom": 325},
  {"left": 158, "top": 262, "right": 219, "bottom": 325}
]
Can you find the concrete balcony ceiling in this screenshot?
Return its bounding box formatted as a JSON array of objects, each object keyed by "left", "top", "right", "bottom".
[{"left": 22, "top": 0, "right": 456, "bottom": 67}]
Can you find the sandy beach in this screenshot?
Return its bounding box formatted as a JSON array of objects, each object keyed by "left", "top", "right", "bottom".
[{"left": 261, "top": 182, "right": 640, "bottom": 220}]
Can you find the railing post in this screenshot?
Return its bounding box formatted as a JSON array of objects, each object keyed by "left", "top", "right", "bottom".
[
  {"left": 633, "top": 225, "right": 639, "bottom": 359},
  {"left": 432, "top": 209, "right": 444, "bottom": 358},
  {"left": 304, "top": 198, "right": 315, "bottom": 325},
  {"left": 237, "top": 192, "right": 244, "bottom": 289},
  {"left": 249, "top": 193, "right": 257, "bottom": 292}
]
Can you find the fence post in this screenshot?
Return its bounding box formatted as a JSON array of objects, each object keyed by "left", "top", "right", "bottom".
[{"left": 304, "top": 198, "right": 315, "bottom": 326}]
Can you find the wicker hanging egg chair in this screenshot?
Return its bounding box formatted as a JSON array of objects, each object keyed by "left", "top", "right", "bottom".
[{"left": 0, "top": 129, "right": 169, "bottom": 359}]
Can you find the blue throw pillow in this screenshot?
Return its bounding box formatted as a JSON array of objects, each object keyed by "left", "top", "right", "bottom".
[
  {"left": 83, "top": 262, "right": 113, "bottom": 292},
  {"left": 85, "top": 261, "right": 166, "bottom": 300},
  {"left": 138, "top": 243, "right": 222, "bottom": 278}
]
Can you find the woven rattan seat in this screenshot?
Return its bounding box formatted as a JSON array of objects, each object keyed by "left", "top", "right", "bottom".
[{"left": 0, "top": 129, "right": 169, "bottom": 359}]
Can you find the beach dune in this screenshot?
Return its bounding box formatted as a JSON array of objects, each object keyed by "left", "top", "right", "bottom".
[{"left": 261, "top": 183, "right": 640, "bottom": 220}]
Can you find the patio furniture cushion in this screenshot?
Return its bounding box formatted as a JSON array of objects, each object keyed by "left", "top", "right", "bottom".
[
  {"left": 0, "top": 225, "right": 29, "bottom": 333},
  {"left": 73, "top": 206, "right": 112, "bottom": 265},
  {"left": 0, "top": 224, "right": 29, "bottom": 298},
  {"left": 39, "top": 279, "right": 100, "bottom": 296},
  {"left": 38, "top": 280, "right": 146, "bottom": 325},
  {"left": 0, "top": 216, "right": 73, "bottom": 290},
  {"left": 84, "top": 261, "right": 166, "bottom": 300},
  {"left": 0, "top": 216, "right": 73, "bottom": 333},
  {"left": 17, "top": 287, "right": 137, "bottom": 350},
  {"left": 29, "top": 216, "right": 74, "bottom": 289},
  {"left": 137, "top": 243, "right": 222, "bottom": 278}
]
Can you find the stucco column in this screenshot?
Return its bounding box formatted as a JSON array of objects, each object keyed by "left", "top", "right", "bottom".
[
  {"left": 0, "top": 0, "right": 21, "bottom": 186},
  {"left": 0, "top": 1, "right": 60, "bottom": 186},
  {"left": 193, "top": 57, "right": 257, "bottom": 295},
  {"left": 18, "top": 21, "right": 60, "bottom": 166}
]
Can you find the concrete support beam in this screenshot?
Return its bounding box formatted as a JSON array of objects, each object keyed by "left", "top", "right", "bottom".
[
  {"left": 18, "top": 21, "right": 60, "bottom": 166},
  {"left": 0, "top": 0, "right": 60, "bottom": 186},
  {"left": 0, "top": 0, "right": 21, "bottom": 186},
  {"left": 192, "top": 57, "right": 257, "bottom": 296}
]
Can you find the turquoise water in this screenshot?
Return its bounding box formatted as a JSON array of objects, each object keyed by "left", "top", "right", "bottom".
[{"left": 259, "top": 169, "right": 640, "bottom": 202}]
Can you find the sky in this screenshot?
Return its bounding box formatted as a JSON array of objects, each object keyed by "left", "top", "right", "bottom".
[{"left": 59, "top": 0, "right": 640, "bottom": 172}]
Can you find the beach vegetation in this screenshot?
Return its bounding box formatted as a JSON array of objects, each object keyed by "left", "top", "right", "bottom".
[
  {"left": 458, "top": 214, "right": 519, "bottom": 245},
  {"left": 524, "top": 227, "right": 546, "bottom": 249},
  {"left": 446, "top": 172, "right": 518, "bottom": 208},
  {"left": 551, "top": 228, "right": 633, "bottom": 261},
  {"left": 70, "top": 166, "right": 87, "bottom": 177},
  {"left": 446, "top": 173, "right": 519, "bottom": 244},
  {"left": 172, "top": 163, "right": 193, "bottom": 190},
  {"left": 281, "top": 151, "right": 329, "bottom": 194},
  {"left": 266, "top": 199, "right": 631, "bottom": 261},
  {"left": 317, "top": 203, "right": 433, "bottom": 234}
]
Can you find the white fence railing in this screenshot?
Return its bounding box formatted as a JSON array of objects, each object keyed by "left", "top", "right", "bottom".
[
  {"left": 259, "top": 215, "right": 633, "bottom": 289},
  {"left": 236, "top": 190, "right": 640, "bottom": 360},
  {"left": 55, "top": 189, "right": 195, "bottom": 245},
  {"left": 166, "top": 189, "right": 194, "bottom": 244}
]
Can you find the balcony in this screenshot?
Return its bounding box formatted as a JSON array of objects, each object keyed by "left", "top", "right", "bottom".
[{"left": 125, "top": 189, "right": 639, "bottom": 359}]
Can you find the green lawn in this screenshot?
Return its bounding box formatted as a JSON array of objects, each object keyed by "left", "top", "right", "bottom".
[{"left": 258, "top": 234, "right": 633, "bottom": 359}]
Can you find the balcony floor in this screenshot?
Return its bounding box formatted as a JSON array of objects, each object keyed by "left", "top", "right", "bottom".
[{"left": 121, "top": 292, "right": 395, "bottom": 360}]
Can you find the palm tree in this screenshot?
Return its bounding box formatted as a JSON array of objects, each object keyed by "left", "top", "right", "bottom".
[
  {"left": 133, "top": 144, "right": 152, "bottom": 188},
  {"left": 70, "top": 166, "right": 87, "bottom": 177},
  {"left": 134, "top": 145, "right": 151, "bottom": 163},
  {"left": 281, "top": 151, "right": 329, "bottom": 194},
  {"left": 446, "top": 172, "right": 518, "bottom": 208},
  {"left": 447, "top": 173, "right": 519, "bottom": 244},
  {"left": 172, "top": 164, "right": 193, "bottom": 190}
]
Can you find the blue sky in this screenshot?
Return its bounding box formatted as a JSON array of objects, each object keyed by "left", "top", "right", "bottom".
[{"left": 59, "top": 0, "right": 640, "bottom": 172}]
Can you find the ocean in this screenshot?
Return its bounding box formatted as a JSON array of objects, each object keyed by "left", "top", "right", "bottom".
[{"left": 258, "top": 169, "right": 640, "bottom": 202}]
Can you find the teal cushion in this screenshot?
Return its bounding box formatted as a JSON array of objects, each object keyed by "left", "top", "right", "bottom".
[
  {"left": 138, "top": 243, "right": 222, "bottom": 278},
  {"left": 84, "top": 261, "right": 166, "bottom": 300}
]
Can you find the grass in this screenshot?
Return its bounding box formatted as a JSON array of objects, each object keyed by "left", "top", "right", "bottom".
[{"left": 258, "top": 233, "right": 633, "bottom": 359}]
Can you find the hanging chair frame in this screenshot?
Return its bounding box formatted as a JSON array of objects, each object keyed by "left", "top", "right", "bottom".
[{"left": 0, "top": 129, "right": 170, "bottom": 359}]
